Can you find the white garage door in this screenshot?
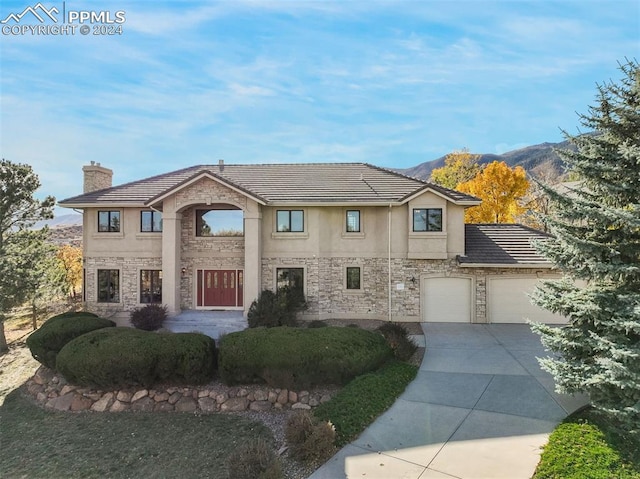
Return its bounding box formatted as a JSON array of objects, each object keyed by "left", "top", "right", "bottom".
[
  {"left": 422, "top": 277, "right": 472, "bottom": 322},
  {"left": 488, "top": 277, "right": 566, "bottom": 324}
]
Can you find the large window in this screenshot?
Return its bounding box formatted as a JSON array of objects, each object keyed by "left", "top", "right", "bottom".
[
  {"left": 97, "top": 269, "right": 120, "bottom": 303},
  {"left": 413, "top": 208, "right": 443, "bottom": 232},
  {"left": 346, "top": 266, "right": 362, "bottom": 290},
  {"left": 196, "top": 209, "right": 244, "bottom": 237},
  {"left": 140, "top": 270, "right": 162, "bottom": 303},
  {"left": 276, "top": 210, "right": 304, "bottom": 232},
  {"left": 346, "top": 210, "right": 361, "bottom": 233},
  {"left": 276, "top": 267, "right": 304, "bottom": 295},
  {"left": 141, "top": 211, "right": 162, "bottom": 232},
  {"left": 98, "top": 211, "right": 120, "bottom": 232}
]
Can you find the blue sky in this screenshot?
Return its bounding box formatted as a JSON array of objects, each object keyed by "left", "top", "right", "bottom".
[{"left": 0, "top": 0, "right": 638, "bottom": 212}]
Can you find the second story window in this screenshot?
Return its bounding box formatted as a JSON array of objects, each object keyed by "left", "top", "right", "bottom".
[
  {"left": 413, "top": 208, "right": 443, "bottom": 232},
  {"left": 276, "top": 210, "right": 304, "bottom": 232},
  {"left": 346, "top": 210, "right": 361, "bottom": 233},
  {"left": 98, "top": 211, "right": 120, "bottom": 232},
  {"left": 141, "top": 211, "right": 163, "bottom": 232},
  {"left": 196, "top": 209, "right": 244, "bottom": 237}
]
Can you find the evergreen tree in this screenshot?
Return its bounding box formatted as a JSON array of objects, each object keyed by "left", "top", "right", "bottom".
[
  {"left": 531, "top": 60, "right": 640, "bottom": 435},
  {"left": 0, "top": 159, "right": 55, "bottom": 353}
]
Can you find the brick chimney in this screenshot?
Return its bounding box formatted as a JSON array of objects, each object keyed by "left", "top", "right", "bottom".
[{"left": 82, "top": 161, "right": 113, "bottom": 193}]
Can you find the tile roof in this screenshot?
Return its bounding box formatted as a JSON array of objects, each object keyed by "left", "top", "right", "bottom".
[
  {"left": 59, "top": 163, "right": 480, "bottom": 206},
  {"left": 459, "top": 224, "right": 552, "bottom": 266}
]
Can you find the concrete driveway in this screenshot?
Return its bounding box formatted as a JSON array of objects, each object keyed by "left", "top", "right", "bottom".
[{"left": 309, "top": 323, "right": 588, "bottom": 479}]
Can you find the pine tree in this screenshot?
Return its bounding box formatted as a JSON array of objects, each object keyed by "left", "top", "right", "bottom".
[{"left": 530, "top": 60, "right": 640, "bottom": 435}]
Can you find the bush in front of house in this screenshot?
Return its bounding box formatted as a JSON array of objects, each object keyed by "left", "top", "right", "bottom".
[
  {"left": 247, "top": 286, "right": 307, "bottom": 328},
  {"left": 26, "top": 311, "right": 115, "bottom": 370},
  {"left": 218, "top": 326, "right": 392, "bottom": 389},
  {"left": 285, "top": 410, "right": 336, "bottom": 465},
  {"left": 130, "top": 304, "right": 168, "bottom": 331},
  {"left": 226, "top": 438, "right": 283, "bottom": 479},
  {"left": 56, "top": 327, "right": 217, "bottom": 388},
  {"left": 314, "top": 360, "right": 418, "bottom": 446},
  {"left": 376, "top": 322, "right": 418, "bottom": 361}
]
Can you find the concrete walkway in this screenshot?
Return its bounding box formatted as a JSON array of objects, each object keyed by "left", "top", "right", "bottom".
[
  {"left": 164, "top": 310, "right": 247, "bottom": 340},
  {"left": 309, "top": 323, "right": 588, "bottom": 479}
]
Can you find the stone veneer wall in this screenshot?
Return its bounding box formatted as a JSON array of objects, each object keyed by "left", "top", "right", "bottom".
[
  {"left": 84, "top": 256, "right": 162, "bottom": 317},
  {"left": 179, "top": 205, "right": 245, "bottom": 310},
  {"left": 173, "top": 178, "right": 248, "bottom": 310},
  {"left": 263, "top": 257, "right": 549, "bottom": 323}
]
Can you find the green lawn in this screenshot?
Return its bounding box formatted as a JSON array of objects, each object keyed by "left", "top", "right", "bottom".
[
  {"left": 0, "top": 389, "right": 274, "bottom": 479},
  {"left": 534, "top": 408, "right": 640, "bottom": 479}
]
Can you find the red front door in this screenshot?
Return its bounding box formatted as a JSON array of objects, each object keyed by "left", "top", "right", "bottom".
[{"left": 197, "top": 270, "right": 242, "bottom": 307}]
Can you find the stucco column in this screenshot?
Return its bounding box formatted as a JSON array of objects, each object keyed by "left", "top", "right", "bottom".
[
  {"left": 162, "top": 211, "right": 182, "bottom": 315},
  {"left": 243, "top": 207, "right": 262, "bottom": 315}
]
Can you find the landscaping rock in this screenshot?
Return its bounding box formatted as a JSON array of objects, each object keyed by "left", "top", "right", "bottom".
[
  {"left": 198, "top": 397, "right": 217, "bottom": 413},
  {"left": 110, "top": 400, "right": 130, "bottom": 412},
  {"left": 320, "top": 394, "right": 332, "bottom": 403},
  {"left": 131, "top": 390, "right": 148, "bottom": 402},
  {"left": 309, "top": 398, "right": 320, "bottom": 407},
  {"left": 154, "top": 402, "right": 175, "bottom": 412},
  {"left": 116, "top": 391, "right": 133, "bottom": 403},
  {"left": 215, "top": 393, "right": 228, "bottom": 404},
  {"left": 131, "top": 397, "right": 154, "bottom": 412},
  {"left": 48, "top": 393, "right": 75, "bottom": 411},
  {"left": 91, "top": 393, "right": 114, "bottom": 412},
  {"left": 238, "top": 388, "right": 249, "bottom": 397},
  {"left": 154, "top": 392, "right": 170, "bottom": 402},
  {"left": 250, "top": 401, "right": 272, "bottom": 412},
  {"left": 277, "top": 390, "right": 288, "bottom": 405},
  {"left": 288, "top": 391, "right": 298, "bottom": 403},
  {"left": 268, "top": 391, "right": 278, "bottom": 403},
  {"left": 175, "top": 397, "right": 197, "bottom": 412},
  {"left": 60, "top": 385, "right": 77, "bottom": 396},
  {"left": 292, "top": 402, "right": 311, "bottom": 410},
  {"left": 198, "top": 390, "right": 209, "bottom": 398},
  {"left": 220, "top": 397, "right": 249, "bottom": 412},
  {"left": 254, "top": 389, "right": 268, "bottom": 401},
  {"left": 167, "top": 392, "right": 182, "bottom": 405},
  {"left": 71, "top": 395, "right": 93, "bottom": 411}
]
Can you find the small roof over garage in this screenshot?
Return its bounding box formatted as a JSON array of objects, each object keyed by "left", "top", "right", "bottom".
[{"left": 459, "top": 224, "right": 553, "bottom": 267}]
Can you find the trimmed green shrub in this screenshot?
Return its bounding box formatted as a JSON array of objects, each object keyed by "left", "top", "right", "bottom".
[
  {"left": 56, "top": 328, "right": 217, "bottom": 388},
  {"left": 314, "top": 361, "right": 418, "bottom": 445},
  {"left": 247, "top": 287, "right": 307, "bottom": 328},
  {"left": 226, "top": 439, "right": 283, "bottom": 479},
  {"left": 26, "top": 312, "right": 114, "bottom": 370},
  {"left": 285, "top": 411, "right": 336, "bottom": 465},
  {"left": 377, "top": 322, "right": 418, "bottom": 361},
  {"left": 218, "top": 326, "right": 392, "bottom": 389},
  {"left": 130, "top": 304, "right": 168, "bottom": 331}
]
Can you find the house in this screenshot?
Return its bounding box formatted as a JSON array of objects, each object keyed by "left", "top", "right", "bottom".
[{"left": 59, "top": 161, "right": 565, "bottom": 324}]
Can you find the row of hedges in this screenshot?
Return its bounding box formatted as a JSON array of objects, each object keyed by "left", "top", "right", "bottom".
[
  {"left": 218, "top": 326, "right": 392, "bottom": 389},
  {"left": 57, "top": 328, "right": 217, "bottom": 388},
  {"left": 27, "top": 312, "right": 217, "bottom": 388},
  {"left": 28, "top": 312, "right": 413, "bottom": 391}
]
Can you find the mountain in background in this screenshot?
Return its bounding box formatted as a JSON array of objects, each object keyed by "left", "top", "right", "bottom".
[
  {"left": 34, "top": 213, "right": 83, "bottom": 229},
  {"left": 399, "top": 139, "right": 574, "bottom": 181}
]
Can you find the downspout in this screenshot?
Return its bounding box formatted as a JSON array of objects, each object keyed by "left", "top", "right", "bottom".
[{"left": 388, "top": 203, "right": 392, "bottom": 322}]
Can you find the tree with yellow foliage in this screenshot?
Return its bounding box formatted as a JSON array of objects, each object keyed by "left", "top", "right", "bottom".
[
  {"left": 429, "top": 148, "right": 482, "bottom": 189},
  {"left": 57, "top": 244, "right": 83, "bottom": 299},
  {"left": 457, "top": 161, "right": 530, "bottom": 223}
]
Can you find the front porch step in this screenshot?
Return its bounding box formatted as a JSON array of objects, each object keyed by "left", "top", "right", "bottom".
[{"left": 164, "top": 310, "right": 247, "bottom": 340}]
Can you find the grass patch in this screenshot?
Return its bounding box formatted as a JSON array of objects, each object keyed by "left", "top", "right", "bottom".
[
  {"left": 0, "top": 389, "right": 275, "bottom": 479},
  {"left": 313, "top": 360, "right": 418, "bottom": 446},
  {"left": 534, "top": 407, "right": 640, "bottom": 479}
]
